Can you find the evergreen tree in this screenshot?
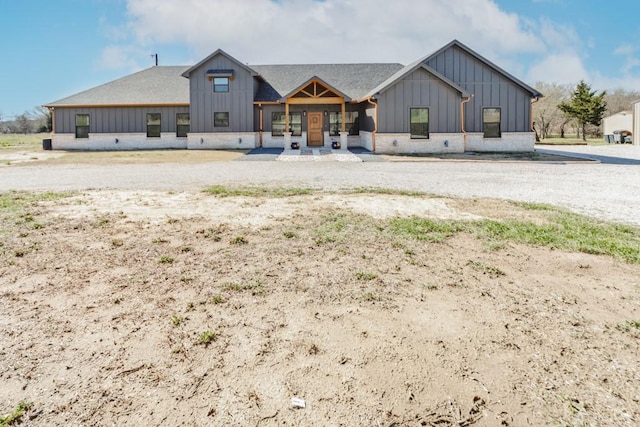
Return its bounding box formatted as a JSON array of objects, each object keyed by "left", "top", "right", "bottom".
[{"left": 558, "top": 81, "right": 607, "bottom": 141}]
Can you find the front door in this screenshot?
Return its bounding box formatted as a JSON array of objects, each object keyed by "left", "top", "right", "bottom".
[{"left": 307, "top": 112, "right": 323, "bottom": 146}]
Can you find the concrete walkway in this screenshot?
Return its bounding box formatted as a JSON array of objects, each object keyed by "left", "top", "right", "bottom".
[
  {"left": 277, "top": 148, "right": 362, "bottom": 162},
  {"left": 536, "top": 144, "right": 640, "bottom": 165}
]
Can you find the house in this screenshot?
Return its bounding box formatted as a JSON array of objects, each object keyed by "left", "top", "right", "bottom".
[
  {"left": 602, "top": 110, "right": 633, "bottom": 142},
  {"left": 45, "top": 40, "right": 543, "bottom": 153}
]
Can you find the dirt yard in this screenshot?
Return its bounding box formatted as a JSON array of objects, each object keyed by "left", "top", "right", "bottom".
[{"left": 1, "top": 190, "right": 639, "bottom": 426}]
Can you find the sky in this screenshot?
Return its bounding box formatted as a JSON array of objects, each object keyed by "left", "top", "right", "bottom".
[{"left": 1, "top": 0, "right": 640, "bottom": 119}]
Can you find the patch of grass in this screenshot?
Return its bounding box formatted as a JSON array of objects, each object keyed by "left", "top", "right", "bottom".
[
  {"left": 282, "top": 231, "right": 297, "bottom": 239},
  {"left": 616, "top": 320, "right": 640, "bottom": 333},
  {"left": 355, "top": 271, "right": 378, "bottom": 281},
  {"left": 158, "top": 256, "right": 175, "bottom": 264},
  {"left": 0, "top": 401, "right": 32, "bottom": 426},
  {"left": 210, "top": 295, "right": 226, "bottom": 304},
  {"left": 473, "top": 213, "right": 640, "bottom": 263},
  {"left": 199, "top": 330, "right": 218, "bottom": 345},
  {"left": 222, "top": 280, "right": 264, "bottom": 295},
  {"left": 152, "top": 237, "right": 169, "bottom": 244},
  {"left": 230, "top": 236, "right": 248, "bottom": 245},
  {"left": 180, "top": 246, "right": 192, "bottom": 253},
  {"left": 389, "top": 217, "right": 464, "bottom": 243},
  {"left": 203, "top": 185, "right": 312, "bottom": 198},
  {"left": 467, "top": 260, "right": 506, "bottom": 278},
  {"left": 363, "top": 292, "right": 381, "bottom": 302},
  {"left": 171, "top": 314, "right": 184, "bottom": 326},
  {"left": 510, "top": 201, "right": 558, "bottom": 211},
  {"left": 348, "top": 187, "right": 426, "bottom": 197},
  {"left": 111, "top": 238, "right": 124, "bottom": 247},
  {"left": 313, "top": 211, "right": 350, "bottom": 245}
]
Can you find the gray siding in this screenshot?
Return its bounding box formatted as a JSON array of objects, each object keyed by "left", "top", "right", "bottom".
[
  {"left": 426, "top": 45, "right": 531, "bottom": 133},
  {"left": 377, "top": 68, "right": 461, "bottom": 133},
  {"left": 54, "top": 106, "right": 189, "bottom": 134},
  {"left": 188, "top": 54, "right": 254, "bottom": 133}
]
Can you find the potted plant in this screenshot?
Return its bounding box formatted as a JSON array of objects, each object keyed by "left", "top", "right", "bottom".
[
  {"left": 291, "top": 141, "right": 300, "bottom": 150},
  {"left": 331, "top": 141, "right": 341, "bottom": 149}
]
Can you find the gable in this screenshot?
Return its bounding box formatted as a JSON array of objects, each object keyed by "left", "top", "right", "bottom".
[{"left": 425, "top": 41, "right": 541, "bottom": 98}]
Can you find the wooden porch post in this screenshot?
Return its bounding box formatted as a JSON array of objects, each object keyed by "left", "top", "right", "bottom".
[
  {"left": 341, "top": 102, "right": 346, "bottom": 133},
  {"left": 285, "top": 101, "right": 290, "bottom": 132}
]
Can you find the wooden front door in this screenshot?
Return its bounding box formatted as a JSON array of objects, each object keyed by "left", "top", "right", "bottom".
[{"left": 307, "top": 112, "right": 323, "bottom": 146}]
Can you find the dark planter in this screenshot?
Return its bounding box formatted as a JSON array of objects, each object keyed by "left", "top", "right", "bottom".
[
  {"left": 331, "top": 141, "right": 341, "bottom": 149},
  {"left": 291, "top": 142, "right": 300, "bottom": 150}
]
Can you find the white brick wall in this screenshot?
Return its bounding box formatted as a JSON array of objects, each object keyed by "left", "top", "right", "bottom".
[
  {"left": 465, "top": 132, "right": 535, "bottom": 152},
  {"left": 187, "top": 132, "right": 258, "bottom": 150},
  {"left": 375, "top": 133, "right": 465, "bottom": 154},
  {"left": 52, "top": 133, "right": 187, "bottom": 150}
]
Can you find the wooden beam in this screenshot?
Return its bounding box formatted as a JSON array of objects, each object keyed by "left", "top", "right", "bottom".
[
  {"left": 287, "top": 97, "right": 344, "bottom": 105},
  {"left": 317, "top": 89, "right": 331, "bottom": 97},
  {"left": 341, "top": 102, "right": 346, "bottom": 133}
]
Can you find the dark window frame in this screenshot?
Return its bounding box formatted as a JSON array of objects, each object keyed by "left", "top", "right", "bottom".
[
  {"left": 146, "top": 113, "right": 161, "bottom": 138},
  {"left": 213, "top": 77, "right": 229, "bottom": 93},
  {"left": 409, "top": 107, "right": 429, "bottom": 139},
  {"left": 271, "top": 112, "right": 302, "bottom": 137},
  {"left": 483, "top": 107, "right": 501, "bottom": 138},
  {"left": 75, "top": 114, "right": 89, "bottom": 138},
  {"left": 176, "top": 113, "right": 190, "bottom": 137},
  {"left": 214, "top": 111, "right": 230, "bottom": 128},
  {"left": 329, "top": 111, "right": 359, "bottom": 136}
]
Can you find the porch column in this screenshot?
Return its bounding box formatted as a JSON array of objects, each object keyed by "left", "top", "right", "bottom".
[
  {"left": 339, "top": 102, "right": 348, "bottom": 150},
  {"left": 285, "top": 101, "right": 290, "bottom": 135}
]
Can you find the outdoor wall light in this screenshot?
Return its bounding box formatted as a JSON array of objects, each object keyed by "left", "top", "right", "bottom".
[
  {"left": 303, "top": 111, "right": 307, "bottom": 116},
  {"left": 115, "top": 138, "right": 119, "bottom": 143},
  {"left": 392, "top": 139, "right": 398, "bottom": 146},
  {"left": 324, "top": 111, "right": 327, "bottom": 116},
  {"left": 238, "top": 137, "right": 242, "bottom": 143},
  {"left": 200, "top": 138, "right": 204, "bottom": 144},
  {"left": 444, "top": 140, "right": 449, "bottom": 147}
]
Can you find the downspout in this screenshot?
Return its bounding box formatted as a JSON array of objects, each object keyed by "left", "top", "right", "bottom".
[
  {"left": 530, "top": 96, "right": 540, "bottom": 132},
  {"left": 366, "top": 97, "right": 378, "bottom": 152},
  {"left": 460, "top": 94, "right": 473, "bottom": 151}
]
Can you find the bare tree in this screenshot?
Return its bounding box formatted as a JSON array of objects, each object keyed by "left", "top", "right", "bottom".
[
  {"left": 604, "top": 88, "right": 640, "bottom": 115},
  {"left": 533, "top": 82, "right": 572, "bottom": 139},
  {"left": 14, "top": 112, "right": 33, "bottom": 134}
]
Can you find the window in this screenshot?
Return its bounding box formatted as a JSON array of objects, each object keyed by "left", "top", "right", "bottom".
[
  {"left": 147, "top": 113, "right": 161, "bottom": 137},
  {"left": 329, "top": 111, "right": 359, "bottom": 136},
  {"left": 176, "top": 113, "right": 190, "bottom": 137},
  {"left": 213, "top": 77, "right": 229, "bottom": 93},
  {"left": 214, "top": 112, "right": 229, "bottom": 127},
  {"left": 271, "top": 112, "right": 302, "bottom": 136},
  {"left": 483, "top": 108, "right": 501, "bottom": 138},
  {"left": 410, "top": 108, "right": 429, "bottom": 139},
  {"left": 75, "top": 114, "right": 89, "bottom": 138}
]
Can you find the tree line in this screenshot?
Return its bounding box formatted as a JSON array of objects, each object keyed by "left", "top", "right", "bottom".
[
  {"left": 0, "top": 107, "right": 51, "bottom": 134},
  {"left": 533, "top": 81, "right": 637, "bottom": 141}
]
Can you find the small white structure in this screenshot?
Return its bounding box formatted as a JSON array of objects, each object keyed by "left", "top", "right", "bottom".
[{"left": 603, "top": 110, "right": 633, "bottom": 135}]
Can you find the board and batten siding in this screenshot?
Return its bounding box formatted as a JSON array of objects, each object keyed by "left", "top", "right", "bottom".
[
  {"left": 426, "top": 45, "right": 532, "bottom": 133},
  {"left": 188, "top": 54, "right": 254, "bottom": 133},
  {"left": 376, "top": 68, "right": 461, "bottom": 134},
  {"left": 54, "top": 106, "right": 189, "bottom": 134}
]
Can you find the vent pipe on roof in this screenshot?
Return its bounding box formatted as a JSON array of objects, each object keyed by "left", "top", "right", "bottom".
[{"left": 151, "top": 53, "right": 158, "bottom": 66}]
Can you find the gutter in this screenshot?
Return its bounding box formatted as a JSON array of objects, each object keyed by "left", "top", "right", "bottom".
[
  {"left": 366, "top": 97, "right": 378, "bottom": 152},
  {"left": 460, "top": 94, "right": 473, "bottom": 151}
]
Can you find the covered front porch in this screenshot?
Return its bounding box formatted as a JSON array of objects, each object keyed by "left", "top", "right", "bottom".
[{"left": 256, "top": 77, "right": 359, "bottom": 150}]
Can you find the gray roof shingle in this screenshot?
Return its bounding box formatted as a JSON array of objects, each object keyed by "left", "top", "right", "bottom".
[
  {"left": 46, "top": 66, "right": 190, "bottom": 106},
  {"left": 251, "top": 63, "right": 404, "bottom": 102}
]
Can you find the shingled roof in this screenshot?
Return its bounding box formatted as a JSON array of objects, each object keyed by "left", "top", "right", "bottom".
[
  {"left": 45, "top": 66, "right": 190, "bottom": 107},
  {"left": 251, "top": 63, "right": 404, "bottom": 102}
]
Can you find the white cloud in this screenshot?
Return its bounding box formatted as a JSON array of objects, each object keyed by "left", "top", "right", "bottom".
[
  {"left": 527, "top": 53, "right": 589, "bottom": 84},
  {"left": 96, "top": 45, "right": 143, "bottom": 71},
  {"left": 118, "top": 0, "right": 544, "bottom": 65}
]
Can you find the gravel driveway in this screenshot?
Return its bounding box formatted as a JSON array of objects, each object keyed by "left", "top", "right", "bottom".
[{"left": 1, "top": 145, "right": 639, "bottom": 225}]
